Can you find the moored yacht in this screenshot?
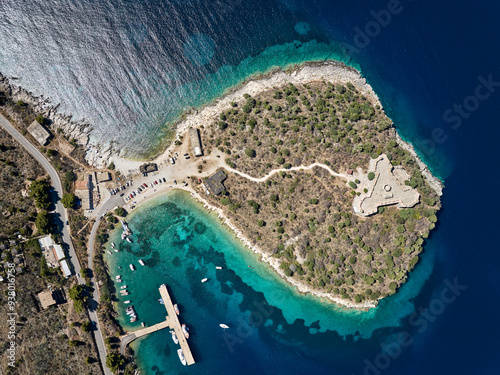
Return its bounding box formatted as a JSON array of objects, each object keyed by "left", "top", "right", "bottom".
[
  {"left": 177, "top": 349, "right": 186, "bottom": 366},
  {"left": 182, "top": 324, "right": 189, "bottom": 339},
  {"left": 129, "top": 264, "right": 136, "bottom": 271},
  {"left": 174, "top": 304, "right": 179, "bottom": 315},
  {"left": 170, "top": 330, "right": 179, "bottom": 344},
  {"left": 201, "top": 278, "right": 208, "bottom": 283},
  {"left": 138, "top": 259, "right": 145, "bottom": 266}
]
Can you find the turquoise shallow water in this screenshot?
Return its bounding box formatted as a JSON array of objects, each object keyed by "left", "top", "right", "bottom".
[{"left": 105, "top": 190, "right": 438, "bottom": 374}]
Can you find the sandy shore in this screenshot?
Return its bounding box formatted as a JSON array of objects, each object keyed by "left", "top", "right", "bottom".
[{"left": 103, "top": 60, "right": 443, "bottom": 310}]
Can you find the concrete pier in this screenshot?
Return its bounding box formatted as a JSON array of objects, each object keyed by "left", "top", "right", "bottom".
[{"left": 119, "top": 284, "right": 195, "bottom": 366}]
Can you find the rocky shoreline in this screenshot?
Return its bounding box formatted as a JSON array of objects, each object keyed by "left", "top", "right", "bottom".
[
  {"left": 0, "top": 72, "right": 92, "bottom": 147},
  {"left": 108, "top": 61, "right": 385, "bottom": 175}
]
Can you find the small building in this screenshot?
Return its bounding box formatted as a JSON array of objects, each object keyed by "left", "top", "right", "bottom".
[
  {"left": 96, "top": 171, "right": 111, "bottom": 183},
  {"left": 205, "top": 169, "right": 227, "bottom": 195},
  {"left": 75, "top": 176, "right": 93, "bottom": 210},
  {"left": 57, "top": 137, "right": 75, "bottom": 155},
  {"left": 189, "top": 128, "right": 203, "bottom": 156},
  {"left": 139, "top": 163, "right": 158, "bottom": 174},
  {"left": 38, "top": 290, "right": 57, "bottom": 309},
  {"left": 59, "top": 260, "right": 72, "bottom": 278},
  {"left": 347, "top": 169, "right": 354, "bottom": 175},
  {"left": 27, "top": 121, "right": 51, "bottom": 146},
  {"left": 53, "top": 244, "right": 65, "bottom": 261},
  {"left": 39, "top": 235, "right": 68, "bottom": 274}
]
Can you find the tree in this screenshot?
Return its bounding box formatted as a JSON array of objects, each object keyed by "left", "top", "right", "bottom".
[
  {"left": 368, "top": 172, "right": 375, "bottom": 180},
  {"left": 107, "top": 162, "right": 115, "bottom": 170},
  {"left": 36, "top": 114, "right": 44, "bottom": 125},
  {"left": 81, "top": 321, "right": 91, "bottom": 332},
  {"left": 309, "top": 198, "right": 319, "bottom": 204},
  {"left": 257, "top": 220, "right": 265, "bottom": 227},
  {"left": 244, "top": 148, "right": 256, "bottom": 158},
  {"left": 64, "top": 170, "right": 76, "bottom": 191},
  {"left": 62, "top": 193, "right": 76, "bottom": 208},
  {"left": 114, "top": 207, "right": 127, "bottom": 217},
  {"left": 106, "top": 352, "right": 125, "bottom": 373},
  {"left": 348, "top": 181, "right": 357, "bottom": 189},
  {"left": 29, "top": 179, "right": 51, "bottom": 209},
  {"left": 69, "top": 284, "right": 87, "bottom": 313},
  {"left": 35, "top": 211, "right": 50, "bottom": 234},
  {"left": 276, "top": 156, "right": 285, "bottom": 164},
  {"left": 269, "top": 194, "right": 279, "bottom": 202}
]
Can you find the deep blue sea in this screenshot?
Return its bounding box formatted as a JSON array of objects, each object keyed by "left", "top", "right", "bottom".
[{"left": 1, "top": 0, "right": 499, "bottom": 374}]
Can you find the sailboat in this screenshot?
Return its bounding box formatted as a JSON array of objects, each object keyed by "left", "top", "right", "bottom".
[{"left": 219, "top": 324, "right": 229, "bottom": 330}]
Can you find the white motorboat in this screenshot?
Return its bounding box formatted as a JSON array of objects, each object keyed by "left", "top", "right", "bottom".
[
  {"left": 115, "top": 275, "right": 122, "bottom": 279},
  {"left": 216, "top": 266, "right": 223, "bottom": 270},
  {"left": 126, "top": 237, "right": 132, "bottom": 243},
  {"left": 138, "top": 259, "right": 145, "bottom": 266},
  {"left": 170, "top": 330, "right": 179, "bottom": 344},
  {"left": 129, "top": 264, "right": 136, "bottom": 271},
  {"left": 182, "top": 324, "right": 189, "bottom": 339},
  {"left": 121, "top": 285, "right": 127, "bottom": 289},
  {"left": 219, "top": 324, "right": 229, "bottom": 330},
  {"left": 124, "top": 300, "right": 131, "bottom": 304},
  {"left": 201, "top": 278, "right": 208, "bottom": 283},
  {"left": 177, "top": 349, "right": 186, "bottom": 366},
  {"left": 111, "top": 242, "right": 115, "bottom": 248}
]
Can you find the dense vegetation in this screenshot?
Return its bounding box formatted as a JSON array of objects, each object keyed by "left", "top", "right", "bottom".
[{"left": 202, "top": 81, "right": 441, "bottom": 304}]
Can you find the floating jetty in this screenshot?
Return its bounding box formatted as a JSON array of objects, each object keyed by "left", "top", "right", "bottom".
[{"left": 119, "top": 284, "right": 195, "bottom": 366}]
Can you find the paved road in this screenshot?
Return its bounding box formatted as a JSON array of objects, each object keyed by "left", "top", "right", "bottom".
[{"left": 0, "top": 113, "right": 111, "bottom": 375}]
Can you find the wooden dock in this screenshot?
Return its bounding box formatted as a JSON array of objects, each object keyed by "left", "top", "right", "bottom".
[{"left": 119, "top": 284, "right": 195, "bottom": 366}]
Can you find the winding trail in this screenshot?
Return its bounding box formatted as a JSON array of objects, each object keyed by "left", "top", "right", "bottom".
[{"left": 223, "top": 162, "right": 349, "bottom": 182}]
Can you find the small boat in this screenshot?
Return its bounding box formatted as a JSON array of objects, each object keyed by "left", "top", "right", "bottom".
[
  {"left": 115, "top": 275, "right": 122, "bottom": 280},
  {"left": 130, "top": 317, "right": 137, "bottom": 323},
  {"left": 177, "top": 349, "right": 186, "bottom": 366},
  {"left": 126, "top": 237, "right": 132, "bottom": 243},
  {"left": 111, "top": 242, "right": 115, "bottom": 248},
  {"left": 174, "top": 304, "right": 179, "bottom": 315},
  {"left": 201, "top": 278, "right": 208, "bottom": 283},
  {"left": 219, "top": 324, "right": 229, "bottom": 330},
  {"left": 113, "top": 249, "right": 119, "bottom": 252},
  {"left": 141, "top": 322, "right": 145, "bottom": 327},
  {"left": 182, "top": 324, "right": 189, "bottom": 339},
  {"left": 121, "top": 233, "right": 127, "bottom": 240},
  {"left": 216, "top": 266, "right": 223, "bottom": 270},
  {"left": 129, "top": 264, "right": 136, "bottom": 271},
  {"left": 170, "top": 330, "right": 179, "bottom": 344},
  {"left": 118, "top": 266, "right": 122, "bottom": 269},
  {"left": 107, "top": 250, "right": 112, "bottom": 254},
  {"left": 124, "top": 300, "right": 131, "bottom": 304},
  {"left": 121, "top": 292, "right": 129, "bottom": 296},
  {"left": 138, "top": 259, "right": 145, "bottom": 266},
  {"left": 121, "top": 285, "right": 127, "bottom": 289},
  {"left": 158, "top": 298, "right": 164, "bottom": 304}
]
